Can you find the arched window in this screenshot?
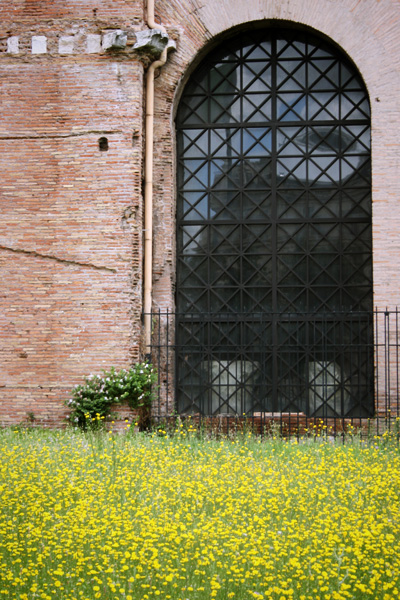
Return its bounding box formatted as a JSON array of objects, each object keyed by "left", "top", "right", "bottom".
[{"left": 175, "top": 28, "right": 373, "bottom": 417}]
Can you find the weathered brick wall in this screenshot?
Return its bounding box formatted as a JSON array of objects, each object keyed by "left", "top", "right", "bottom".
[
  {"left": 0, "top": 0, "right": 143, "bottom": 21},
  {"left": 0, "top": 0, "right": 399, "bottom": 425},
  {"left": 0, "top": 3, "right": 146, "bottom": 425}
]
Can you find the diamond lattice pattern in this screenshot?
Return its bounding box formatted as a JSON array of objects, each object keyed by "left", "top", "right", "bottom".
[{"left": 176, "top": 30, "right": 373, "bottom": 416}]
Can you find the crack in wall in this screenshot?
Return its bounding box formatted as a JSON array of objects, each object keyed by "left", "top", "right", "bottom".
[
  {"left": 0, "top": 130, "right": 123, "bottom": 141},
  {"left": 0, "top": 244, "right": 116, "bottom": 273}
]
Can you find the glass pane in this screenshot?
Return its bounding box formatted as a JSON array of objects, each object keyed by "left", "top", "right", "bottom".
[
  {"left": 277, "top": 255, "right": 307, "bottom": 285},
  {"left": 342, "top": 255, "right": 372, "bottom": 284},
  {"left": 309, "top": 255, "right": 340, "bottom": 283},
  {"left": 242, "top": 64, "right": 271, "bottom": 92},
  {"left": 277, "top": 288, "right": 307, "bottom": 312},
  {"left": 277, "top": 62, "right": 306, "bottom": 91},
  {"left": 242, "top": 256, "right": 273, "bottom": 285},
  {"left": 243, "top": 128, "right": 271, "bottom": 157},
  {"left": 210, "top": 63, "right": 240, "bottom": 93},
  {"left": 242, "top": 224, "right": 272, "bottom": 253},
  {"left": 210, "top": 191, "right": 240, "bottom": 220},
  {"left": 209, "top": 224, "right": 241, "bottom": 253},
  {"left": 210, "top": 289, "right": 241, "bottom": 312},
  {"left": 342, "top": 125, "right": 370, "bottom": 154},
  {"left": 342, "top": 190, "right": 370, "bottom": 219},
  {"left": 243, "top": 40, "right": 272, "bottom": 59},
  {"left": 242, "top": 191, "right": 272, "bottom": 219},
  {"left": 277, "top": 127, "right": 306, "bottom": 155},
  {"left": 277, "top": 39, "right": 306, "bottom": 58},
  {"left": 181, "top": 129, "right": 208, "bottom": 157},
  {"left": 308, "top": 156, "right": 340, "bottom": 185},
  {"left": 341, "top": 64, "right": 364, "bottom": 90},
  {"left": 210, "top": 158, "right": 241, "bottom": 190},
  {"left": 308, "top": 223, "right": 342, "bottom": 253},
  {"left": 308, "top": 191, "right": 341, "bottom": 219},
  {"left": 308, "top": 92, "right": 339, "bottom": 120},
  {"left": 243, "top": 95, "right": 272, "bottom": 121},
  {"left": 210, "top": 96, "right": 241, "bottom": 123},
  {"left": 179, "top": 97, "right": 209, "bottom": 125},
  {"left": 180, "top": 225, "right": 207, "bottom": 254},
  {"left": 308, "top": 126, "right": 340, "bottom": 154},
  {"left": 180, "top": 191, "right": 208, "bottom": 220},
  {"left": 341, "top": 93, "right": 370, "bottom": 119},
  {"left": 308, "top": 59, "right": 339, "bottom": 89},
  {"left": 277, "top": 224, "right": 307, "bottom": 253},
  {"left": 209, "top": 257, "right": 240, "bottom": 287},
  {"left": 210, "top": 129, "right": 241, "bottom": 157},
  {"left": 182, "top": 159, "right": 208, "bottom": 190},
  {"left": 177, "top": 255, "right": 208, "bottom": 285},
  {"left": 181, "top": 291, "right": 209, "bottom": 312},
  {"left": 277, "top": 93, "right": 306, "bottom": 120},
  {"left": 341, "top": 155, "right": 370, "bottom": 185},
  {"left": 277, "top": 190, "right": 308, "bottom": 219},
  {"left": 276, "top": 157, "right": 307, "bottom": 186},
  {"left": 244, "top": 158, "right": 272, "bottom": 188}
]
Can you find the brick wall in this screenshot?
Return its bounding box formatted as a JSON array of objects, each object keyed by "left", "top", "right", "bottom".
[
  {"left": 0, "top": 4, "right": 146, "bottom": 425},
  {"left": 0, "top": 0, "right": 399, "bottom": 425}
]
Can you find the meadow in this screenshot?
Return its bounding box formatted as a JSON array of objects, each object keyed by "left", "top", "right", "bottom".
[{"left": 0, "top": 425, "right": 399, "bottom": 600}]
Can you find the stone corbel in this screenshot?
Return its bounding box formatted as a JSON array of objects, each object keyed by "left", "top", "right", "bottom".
[{"left": 131, "top": 29, "right": 175, "bottom": 58}]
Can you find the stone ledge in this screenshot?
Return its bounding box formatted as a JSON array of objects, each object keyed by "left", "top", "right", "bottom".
[{"left": 2, "top": 29, "right": 174, "bottom": 57}]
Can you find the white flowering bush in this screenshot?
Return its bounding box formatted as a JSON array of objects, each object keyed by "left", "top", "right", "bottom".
[{"left": 66, "top": 364, "right": 157, "bottom": 430}]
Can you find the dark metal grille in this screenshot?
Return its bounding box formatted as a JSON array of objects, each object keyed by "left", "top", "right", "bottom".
[
  {"left": 175, "top": 29, "right": 372, "bottom": 416},
  {"left": 175, "top": 312, "right": 374, "bottom": 418}
]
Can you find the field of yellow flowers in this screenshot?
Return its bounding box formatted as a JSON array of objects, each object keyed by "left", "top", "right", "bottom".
[{"left": 0, "top": 427, "right": 399, "bottom": 600}]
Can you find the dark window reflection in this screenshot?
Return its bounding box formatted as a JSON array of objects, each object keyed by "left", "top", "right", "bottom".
[{"left": 176, "top": 29, "right": 372, "bottom": 418}]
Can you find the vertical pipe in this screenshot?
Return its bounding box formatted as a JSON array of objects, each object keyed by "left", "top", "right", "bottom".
[{"left": 143, "top": 0, "right": 169, "bottom": 353}]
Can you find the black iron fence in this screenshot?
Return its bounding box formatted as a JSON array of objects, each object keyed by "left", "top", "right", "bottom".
[{"left": 145, "top": 309, "right": 400, "bottom": 436}]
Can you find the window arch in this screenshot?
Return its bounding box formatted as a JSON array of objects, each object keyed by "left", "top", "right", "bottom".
[{"left": 175, "top": 28, "right": 373, "bottom": 417}]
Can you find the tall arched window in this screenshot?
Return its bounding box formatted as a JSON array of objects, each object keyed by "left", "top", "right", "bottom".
[{"left": 176, "top": 28, "right": 373, "bottom": 417}]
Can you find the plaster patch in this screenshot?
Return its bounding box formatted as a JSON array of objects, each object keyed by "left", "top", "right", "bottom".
[
  {"left": 59, "top": 36, "right": 74, "bottom": 55},
  {"left": 7, "top": 37, "right": 19, "bottom": 54},
  {"left": 86, "top": 34, "right": 101, "bottom": 54},
  {"left": 32, "top": 36, "right": 47, "bottom": 54}
]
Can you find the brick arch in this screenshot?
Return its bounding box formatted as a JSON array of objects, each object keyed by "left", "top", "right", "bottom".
[
  {"left": 169, "top": 0, "right": 397, "bottom": 102},
  {"left": 152, "top": 0, "right": 400, "bottom": 312}
]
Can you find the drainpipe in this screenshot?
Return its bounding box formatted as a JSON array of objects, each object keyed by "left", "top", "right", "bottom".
[{"left": 143, "top": 0, "right": 170, "bottom": 355}]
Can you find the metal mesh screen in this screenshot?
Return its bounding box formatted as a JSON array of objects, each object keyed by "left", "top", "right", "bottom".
[{"left": 175, "top": 29, "right": 372, "bottom": 416}]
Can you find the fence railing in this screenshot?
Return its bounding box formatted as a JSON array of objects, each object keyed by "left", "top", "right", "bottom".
[{"left": 145, "top": 309, "right": 400, "bottom": 436}]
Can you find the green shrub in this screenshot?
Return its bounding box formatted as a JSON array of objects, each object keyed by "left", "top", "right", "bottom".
[{"left": 65, "top": 364, "right": 157, "bottom": 430}]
